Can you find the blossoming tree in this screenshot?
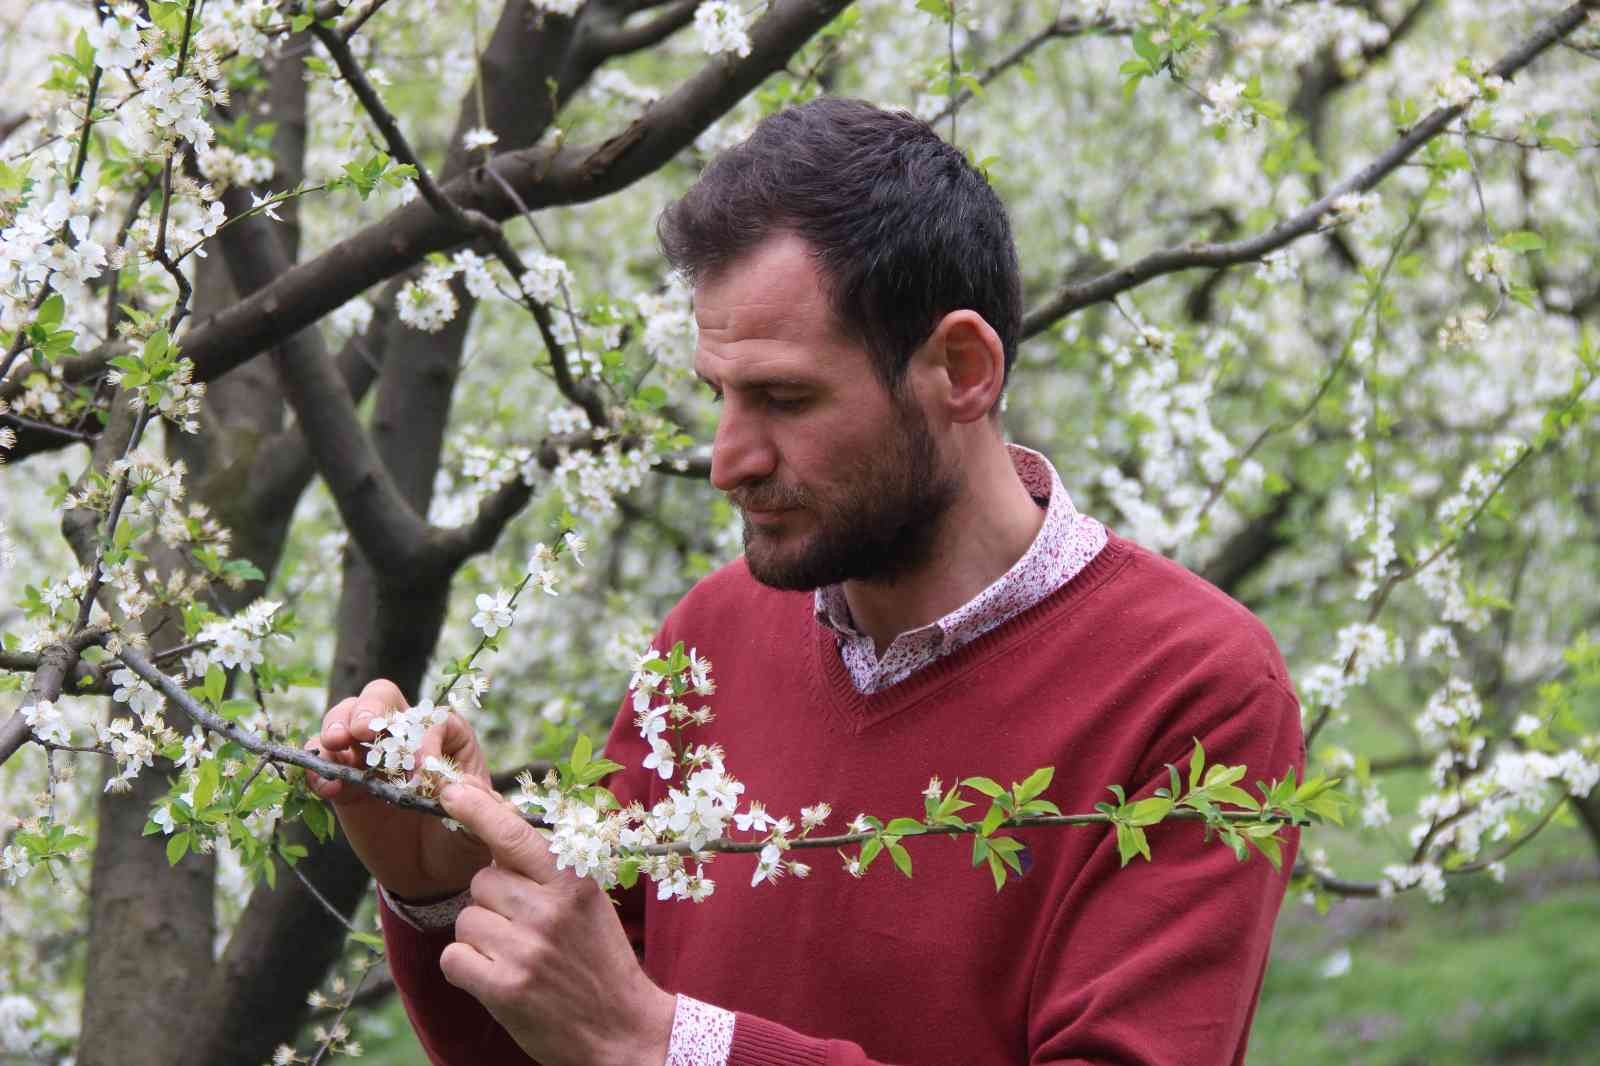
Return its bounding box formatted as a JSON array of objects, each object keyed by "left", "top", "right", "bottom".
[{"left": 2, "top": 0, "right": 1598, "bottom": 1063}]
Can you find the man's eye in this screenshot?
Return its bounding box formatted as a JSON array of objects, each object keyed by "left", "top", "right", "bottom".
[{"left": 766, "top": 394, "right": 806, "bottom": 411}]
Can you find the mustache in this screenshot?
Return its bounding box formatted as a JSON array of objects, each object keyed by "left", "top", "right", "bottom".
[{"left": 730, "top": 482, "right": 811, "bottom": 511}]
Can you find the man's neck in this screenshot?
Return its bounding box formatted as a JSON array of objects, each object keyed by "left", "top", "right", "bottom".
[{"left": 842, "top": 441, "right": 1045, "bottom": 656}]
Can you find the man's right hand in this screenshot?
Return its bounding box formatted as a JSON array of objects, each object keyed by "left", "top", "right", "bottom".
[{"left": 306, "top": 679, "right": 494, "bottom": 901}]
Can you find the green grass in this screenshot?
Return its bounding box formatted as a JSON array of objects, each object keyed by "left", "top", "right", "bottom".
[{"left": 1251, "top": 851, "right": 1600, "bottom": 1065}]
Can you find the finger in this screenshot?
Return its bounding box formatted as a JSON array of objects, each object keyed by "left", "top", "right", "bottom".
[
  {"left": 349, "top": 678, "right": 409, "bottom": 742},
  {"left": 319, "top": 697, "right": 360, "bottom": 751},
  {"left": 468, "top": 866, "right": 550, "bottom": 923},
  {"left": 439, "top": 941, "right": 501, "bottom": 1005},
  {"left": 454, "top": 903, "right": 517, "bottom": 962},
  {"left": 303, "top": 739, "right": 343, "bottom": 800},
  {"left": 438, "top": 783, "right": 557, "bottom": 883},
  {"left": 411, "top": 710, "right": 477, "bottom": 779}
]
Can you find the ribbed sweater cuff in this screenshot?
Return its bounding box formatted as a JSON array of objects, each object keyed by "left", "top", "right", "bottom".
[{"left": 728, "top": 1013, "right": 831, "bottom": 1066}]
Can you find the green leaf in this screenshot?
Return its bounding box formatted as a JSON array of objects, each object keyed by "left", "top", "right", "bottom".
[
  {"left": 349, "top": 931, "right": 385, "bottom": 949},
  {"left": 962, "top": 776, "right": 1006, "bottom": 799},
  {"left": 1249, "top": 833, "right": 1283, "bottom": 871},
  {"left": 888, "top": 842, "right": 913, "bottom": 878},
  {"left": 218, "top": 698, "right": 257, "bottom": 721},
  {"left": 884, "top": 818, "right": 926, "bottom": 836},
  {"left": 1132, "top": 27, "right": 1162, "bottom": 66},
  {"left": 1115, "top": 823, "right": 1151, "bottom": 867},
  {"left": 859, "top": 837, "right": 882, "bottom": 870},
  {"left": 1500, "top": 230, "right": 1546, "bottom": 253},
  {"left": 194, "top": 760, "right": 220, "bottom": 811},
  {"left": 1188, "top": 740, "right": 1206, "bottom": 791},
  {"left": 204, "top": 664, "right": 226, "bottom": 706},
  {"left": 570, "top": 733, "right": 592, "bottom": 774},
  {"left": 1125, "top": 796, "right": 1172, "bottom": 826},
  {"left": 1014, "top": 766, "right": 1054, "bottom": 804},
  {"left": 979, "top": 803, "right": 1007, "bottom": 838},
  {"left": 987, "top": 851, "right": 1007, "bottom": 891},
  {"left": 36, "top": 294, "right": 64, "bottom": 329},
  {"left": 167, "top": 832, "right": 191, "bottom": 865},
  {"left": 618, "top": 858, "right": 641, "bottom": 890}
]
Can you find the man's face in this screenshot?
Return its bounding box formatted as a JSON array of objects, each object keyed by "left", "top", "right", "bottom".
[{"left": 693, "top": 235, "right": 959, "bottom": 590}]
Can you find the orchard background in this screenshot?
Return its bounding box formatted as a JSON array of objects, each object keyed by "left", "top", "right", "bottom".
[{"left": 2, "top": 1, "right": 1599, "bottom": 1063}]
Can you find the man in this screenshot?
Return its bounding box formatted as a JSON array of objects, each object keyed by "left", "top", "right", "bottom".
[{"left": 310, "top": 98, "right": 1304, "bottom": 1065}]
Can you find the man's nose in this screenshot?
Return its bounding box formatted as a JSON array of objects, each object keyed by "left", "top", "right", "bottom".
[{"left": 709, "top": 403, "right": 777, "bottom": 493}]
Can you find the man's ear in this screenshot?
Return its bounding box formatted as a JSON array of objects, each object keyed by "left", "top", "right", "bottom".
[{"left": 920, "top": 310, "right": 1006, "bottom": 424}]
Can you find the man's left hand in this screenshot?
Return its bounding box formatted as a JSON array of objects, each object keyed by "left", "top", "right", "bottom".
[{"left": 436, "top": 782, "right": 676, "bottom": 1066}]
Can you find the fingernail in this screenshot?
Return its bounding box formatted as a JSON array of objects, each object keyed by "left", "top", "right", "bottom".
[
  {"left": 329, "top": 722, "right": 348, "bottom": 736},
  {"left": 353, "top": 712, "right": 372, "bottom": 727}
]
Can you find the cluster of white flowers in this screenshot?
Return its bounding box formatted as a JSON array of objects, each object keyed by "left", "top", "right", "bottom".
[
  {"left": 110, "top": 666, "right": 166, "bottom": 721},
  {"left": 1415, "top": 624, "right": 1461, "bottom": 662},
  {"left": 396, "top": 265, "right": 462, "bottom": 333},
  {"left": 507, "top": 646, "right": 826, "bottom": 900},
  {"left": 0, "top": 190, "right": 109, "bottom": 304},
  {"left": 1466, "top": 243, "right": 1511, "bottom": 284},
  {"left": 36, "top": 566, "right": 92, "bottom": 618},
  {"left": 550, "top": 440, "right": 660, "bottom": 521},
  {"left": 197, "top": 598, "right": 286, "bottom": 671},
  {"left": 1415, "top": 677, "right": 1483, "bottom": 746},
  {"left": 0, "top": 518, "right": 14, "bottom": 570},
  {"left": 1093, "top": 341, "right": 1247, "bottom": 551},
  {"left": 1437, "top": 307, "right": 1488, "bottom": 349},
  {"left": 518, "top": 251, "right": 576, "bottom": 306},
  {"left": 636, "top": 280, "right": 696, "bottom": 365},
  {"left": 1358, "top": 782, "right": 1391, "bottom": 828},
  {"left": 694, "top": 2, "right": 753, "bottom": 59},
  {"left": 530, "top": 0, "right": 583, "bottom": 15},
  {"left": 196, "top": 145, "right": 276, "bottom": 190},
  {"left": 1347, "top": 498, "right": 1396, "bottom": 601},
  {"left": 107, "top": 454, "right": 188, "bottom": 519},
  {"left": 365, "top": 699, "right": 450, "bottom": 777},
  {"left": 460, "top": 127, "right": 499, "bottom": 152},
  {"left": 21, "top": 700, "right": 71, "bottom": 747},
  {"left": 98, "top": 717, "right": 163, "bottom": 793},
  {"left": 86, "top": 4, "right": 148, "bottom": 70},
  {"left": 1432, "top": 70, "right": 1503, "bottom": 111},
  {"left": 1380, "top": 861, "right": 1446, "bottom": 903},
  {"left": 1298, "top": 623, "right": 1404, "bottom": 715},
  {"left": 1237, "top": 2, "right": 1389, "bottom": 67},
  {"left": 1200, "top": 77, "right": 1250, "bottom": 131}
]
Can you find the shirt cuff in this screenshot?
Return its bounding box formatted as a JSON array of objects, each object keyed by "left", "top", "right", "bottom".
[
  {"left": 377, "top": 884, "right": 472, "bottom": 932},
  {"left": 666, "top": 993, "right": 735, "bottom": 1066}
]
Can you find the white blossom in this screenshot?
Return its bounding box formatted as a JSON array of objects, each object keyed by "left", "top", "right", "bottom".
[{"left": 694, "top": 2, "right": 753, "bottom": 58}]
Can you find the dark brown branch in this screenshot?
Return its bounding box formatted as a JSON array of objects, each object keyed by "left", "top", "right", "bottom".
[
  {"left": 214, "top": 186, "right": 433, "bottom": 572},
  {"left": 585, "top": 0, "right": 701, "bottom": 55},
  {"left": 157, "top": 0, "right": 853, "bottom": 389},
  {"left": 0, "top": 628, "right": 107, "bottom": 768},
  {"left": 1020, "top": 0, "right": 1597, "bottom": 337}
]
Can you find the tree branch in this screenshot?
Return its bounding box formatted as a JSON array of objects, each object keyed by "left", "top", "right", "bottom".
[
  {"left": 584, "top": 0, "right": 701, "bottom": 56},
  {"left": 158, "top": 0, "right": 853, "bottom": 388},
  {"left": 1020, "top": 0, "right": 1597, "bottom": 338}
]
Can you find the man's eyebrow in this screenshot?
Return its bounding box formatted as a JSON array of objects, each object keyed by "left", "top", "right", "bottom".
[{"left": 696, "top": 374, "right": 815, "bottom": 392}]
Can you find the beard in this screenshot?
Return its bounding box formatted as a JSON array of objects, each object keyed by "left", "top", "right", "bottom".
[{"left": 734, "top": 395, "right": 960, "bottom": 591}]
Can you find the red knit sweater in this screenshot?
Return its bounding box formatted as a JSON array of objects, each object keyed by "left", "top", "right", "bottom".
[{"left": 381, "top": 534, "right": 1304, "bottom": 1064}]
